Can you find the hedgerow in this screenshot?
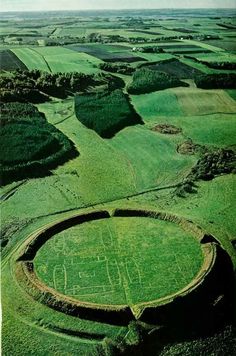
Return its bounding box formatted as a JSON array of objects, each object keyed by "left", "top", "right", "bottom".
[
  {"left": 195, "top": 73, "right": 236, "bottom": 89},
  {"left": 0, "top": 70, "right": 125, "bottom": 103}
]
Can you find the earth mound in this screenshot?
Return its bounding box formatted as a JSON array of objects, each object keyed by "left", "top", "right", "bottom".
[{"left": 152, "top": 124, "right": 182, "bottom": 135}]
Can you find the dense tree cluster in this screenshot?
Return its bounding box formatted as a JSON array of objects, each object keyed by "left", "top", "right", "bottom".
[
  {"left": 127, "top": 68, "right": 187, "bottom": 94},
  {"left": 75, "top": 89, "right": 143, "bottom": 137},
  {"left": 0, "top": 70, "right": 96, "bottom": 102},
  {"left": 195, "top": 73, "right": 236, "bottom": 89},
  {"left": 0, "top": 101, "right": 45, "bottom": 123},
  {"left": 99, "top": 62, "right": 134, "bottom": 75},
  {"left": 0, "top": 102, "right": 77, "bottom": 185},
  {"left": 190, "top": 148, "right": 236, "bottom": 181},
  {"left": 176, "top": 148, "right": 236, "bottom": 196}
]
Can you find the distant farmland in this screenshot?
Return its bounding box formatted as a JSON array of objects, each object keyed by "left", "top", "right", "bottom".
[{"left": 67, "top": 44, "right": 146, "bottom": 62}]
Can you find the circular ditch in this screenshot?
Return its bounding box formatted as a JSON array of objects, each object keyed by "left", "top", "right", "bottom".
[{"left": 15, "top": 209, "right": 216, "bottom": 321}]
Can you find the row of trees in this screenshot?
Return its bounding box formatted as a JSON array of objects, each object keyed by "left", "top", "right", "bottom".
[
  {"left": 199, "top": 61, "right": 236, "bottom": 70},
  {"left": 195, "top": 73, "right": 236, "bottom": 89},
  {"left": 0, "top": 69, "right": 125, "bottom": 103},
  {"left": 0, "top": 70, "right": 96, "bottom": 102},
  {"left": 99, "top": 62, "right": 134, "bottom": 75}
]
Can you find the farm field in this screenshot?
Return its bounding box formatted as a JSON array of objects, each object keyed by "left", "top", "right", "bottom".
[
  {"left": 132, "top": 89, "right": 236, "bottom": 147},
  {"left": 108, "top": 126, "right": 195, "bottom": 191},
  {"left": 1, "top": 7, "right": 236, "bottom": 356},
  {"left": 67, "top": 43, "right": 146, "bottom": 62},
  {"left": 189, "top": 51, "right": 236, "bottom": 63},
  {"left": 174, "top": 88, "right": 236, "bottom": 115},
  {"left": 11, "top": 47, "right": 102, "bottom": 73}
]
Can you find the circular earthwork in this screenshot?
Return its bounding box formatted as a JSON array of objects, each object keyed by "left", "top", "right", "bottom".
[{"left": 15, "top": 209, "right": 216, "bottom": 321}]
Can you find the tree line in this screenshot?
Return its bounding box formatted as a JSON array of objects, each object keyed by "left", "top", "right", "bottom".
[{"left": 0, "top": 69, "right": 125, "bottom": 103}]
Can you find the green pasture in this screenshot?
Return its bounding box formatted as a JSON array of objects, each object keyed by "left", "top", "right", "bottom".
[
  {"left": 131, "top": 89, "right": 236, "bottom": 147},
  {"left": 131, "top": 90, "right": 183, "bottom": 121},
  {"left": 182, "top": 39, "right": 225, "bottom": 52},
  {"left": 53, "top": 27, "right": 162, "bottom": 39},
  {"left": 86, "top": 28, "right": 161, "bottom": 39},
  {"left": 46, "top": 52, "right": 102, "bottom": 74},
  {"left": 203, "top": 39, "right": 236, "bottom": 52},
  {"left": 1, "top": 213, "right": 127, "bottom": 355},
  {"left": 165, "top": 174, "right": 236, "bottom": 265},
  {"left": 108, "top": 126, "right": 195, "bottom": 191},
  {"left": 11, "top": 48, "right": 50, "bottom": 71},
  {"left": 134, "top": 52, "right": 174, "bottom": 62},
  {"left": 38, "top": 100, "right": 136, "bottom": 197},
  {"left": 34, "top": 216, "right": 203, "bottom": 305},
  {"left": 226, "top": 89, "right": 236, "bottom": 101},
  {"left": 180, "top": 57, "right": 215, "bottom": 74},
  {"left": 11, "top": 47, "right": 102, "bottom": 73}
]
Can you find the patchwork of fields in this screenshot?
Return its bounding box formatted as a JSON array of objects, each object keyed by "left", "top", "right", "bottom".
[{"left": 1, "top": 8, "right": 236, "bottom": 356}]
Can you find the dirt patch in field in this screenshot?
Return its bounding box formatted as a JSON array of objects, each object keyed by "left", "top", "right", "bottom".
[
  {"left": 177, "top": 140, "right": 203, "bottom": 155},
  {"left": 152, "top": 124, "right": 182, "bottom": 135}
]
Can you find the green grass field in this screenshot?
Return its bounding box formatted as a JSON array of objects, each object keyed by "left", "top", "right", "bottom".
[
  {"left": 11, "top": 47, "right": 102, "bottom": 73},
  {"left": 109, "top": 126, "right": 195, "bottom": 191},
  {"left": 34, "top": 216, "right": 203, "bottom": 305},
  {"left": 190, "top": 52, "right": 236, "bottom": 63},
  {"left": 131, "top": 87, "right": 236, "bottom": 147},
  {"left": 131, "top": 90, "right": 183, "bottom": 121},
  {"left": 11, "top": 48, "right": 50, "bottom": 71}
]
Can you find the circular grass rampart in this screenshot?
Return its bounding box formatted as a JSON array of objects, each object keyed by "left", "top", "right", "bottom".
[{"left": 15, "top": 209, "right": 216, "bottom": 321}]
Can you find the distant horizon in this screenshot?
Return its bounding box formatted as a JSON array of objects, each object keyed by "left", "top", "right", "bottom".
[
  {"left": 1, "top": 7, "right": 236, "bottom": 13},
  {"left": 1, "top": 0, "right": 236, "bottom": 13}
]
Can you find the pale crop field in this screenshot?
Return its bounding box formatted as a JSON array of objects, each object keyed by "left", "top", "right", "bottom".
[
  {"left": 53, "top": 27, "right": 87, "bottom": 37},
  {"left": 174, "top": 88, "right": 236, "bottom": 116}
]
